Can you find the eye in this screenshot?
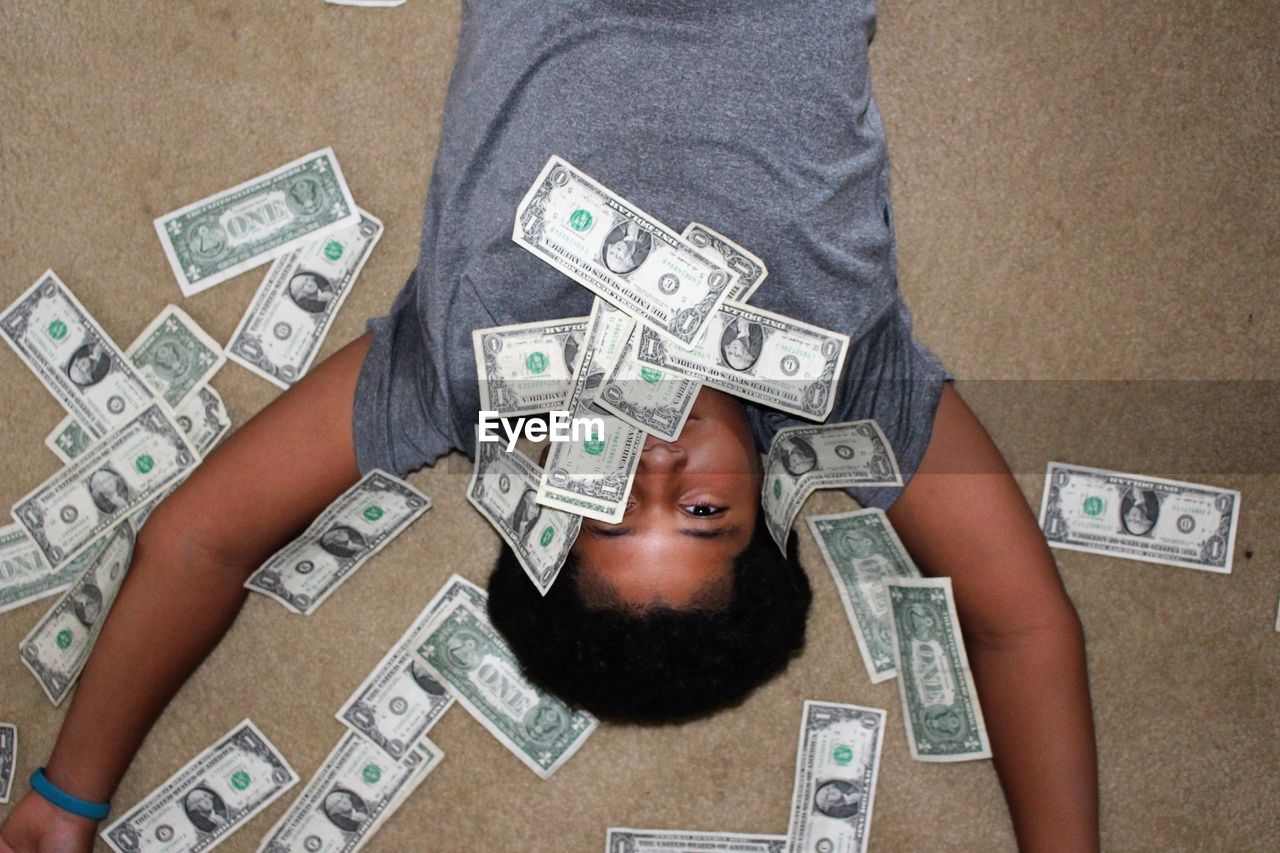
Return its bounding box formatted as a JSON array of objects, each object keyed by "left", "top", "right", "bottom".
[{"left": 683, "top": 503, "right": 726, "bottom": 518}]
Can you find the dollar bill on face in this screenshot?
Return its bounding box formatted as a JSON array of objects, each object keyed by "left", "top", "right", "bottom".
[
  {"left": 469, "top": 437, "right": 580, "bottom": 595},
  {"left": 885, "top": 577, "right": 991, "bottom": 762},
  {"left": 1039, "top": 461, "right": 1240, "bottom": 574},
  {"left": 19, "top": 522, "right": 135, "bottom": 705},
  {"left": 244, "top": 471, "right": 430, "bottom": 614},
  {"left": 633, "top": 299, "right": 850, "bottom": 422},
  {"left": 12, "top": 404, "right": 197, "bottom": 570},
  {"left": 681, "top": 221, "right": 768, "bottom": 303},
  {"left": 513, "top": 156, "right": 735, "bottom": 347},
  {"left": 607, "top": 829, "right": 785, "bottom": 852},
  {"left": 127, "top": 305, "right": 225, "bottom": 409},
  {"left": 256, "top": 731, "right": 441, "bottom": 853},
  {"left": 785, "top": 701, "right": 886, "bottom": 853},
  {"left": 414, "top": 598, "right": 597, "bottom": 779},
  {"left": 336, "top": 574, "right": 487, "bottom": 759},
  {"left": 536, "top": 300, "right": 645, "bottom": 523},
  {"left": 0, "top": 722, "right": 15, "bottom": 804},
  {"left": 227, "top": 211, "right": 383, "bottom": 389},
  {"left": 0, "top": 522, "right": 85, "bottom": 615},
  {"left": 1, "top": 270, "right": 155, "bottom": 438},
  {"left": 596, "top": 327, "right": 701, "bottom": 441},
  {"left": 472, "top": 316, "right": 588, "bottom": 417},
  {"left": 101, "top": 719, "right": 298, "bottom": 853},
  {"left": 762, "top": 422, "right": 902, "bottom": 552}
]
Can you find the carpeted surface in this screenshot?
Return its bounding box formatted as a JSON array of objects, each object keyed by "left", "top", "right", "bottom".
[{"left": 1, "top": 2, "right": 1276, "bottom": 851}]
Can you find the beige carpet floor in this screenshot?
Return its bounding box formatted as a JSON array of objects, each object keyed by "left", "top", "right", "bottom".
[{"left": 1, "top": 2, "right": 1276, "bottom": 851}]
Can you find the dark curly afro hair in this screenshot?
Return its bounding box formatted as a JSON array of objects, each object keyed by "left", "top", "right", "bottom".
[{"left": 486, "top": 516, "right": 811, "bottom": 724}]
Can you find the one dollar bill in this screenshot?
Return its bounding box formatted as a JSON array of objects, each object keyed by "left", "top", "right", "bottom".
[
  {"left": 608, "top": 829, "right": 785, "bottom": 852},
  {"left": 0, "top": 723, "right": 15, "bottom": 804},
  {"left": 513, "top": 156, "right": 735, "bottom": 347},
  {"left": 0, "top": 522, "right": 85, "bottom": 615},
  {"left": 154, "top": 148, "right": 359, "bottom": 297},
  {"left": 886, "top": 577, "right": 991, "bottom": 762},
  {"left": 102, "top": 719, "right": 298, "bottom": 853},
  {"left": 245, "top": 471, "right": 430, "bottom": 614},
  {"left": 597, "top": 328, "right": 700, "bottom": 441},
  {"left": 1039, "top": 461, "right": 1240, "bottom": 573},
  {"left": 807, "top": 509, "right": 921, "bottom": 683},
  {"left": 415, "top": 598, "right": 597, "bottom": 779},
  {"left": 472, "top": 316, "right": 588, "bottom": 417},
  {"left": 127, "top": 304, "right": 226, "bottom": 409},
  {"left": 785, "top": 700, "right": 886, "bottom": 853}
]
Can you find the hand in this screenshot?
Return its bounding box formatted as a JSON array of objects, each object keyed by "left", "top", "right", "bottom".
[{"left": 0, "top": 792, "right": 99, "bottom": 853}]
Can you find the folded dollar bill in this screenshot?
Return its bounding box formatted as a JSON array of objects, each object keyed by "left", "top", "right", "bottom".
[
  {"left": 608, "top": 828, "right": 785, "bottom": 852},
  {"left": 0, "top": 722, "right": 15, "bottom": 804},
  {"left": 1039, "top": 461, "right": 1240, "bottom": 574},
  {"left": 597, "top": 328, "right": 700, "bottom": 441},
  {"left": 127, "top": 304, "right": 225, "bottom": 409},
  {"left": 785, "top": 700, "right": 886, "bottom": 853},
  {"left": 514, "top": 156, "right": 735, "bottom": 347},
  {"left": 682, "top": 221, "right": 768, "bottom": 303},
  {"left": 102, "top": 719, "right": 298, "bottom": 853},
  {"left": 154, "top": 148, "right": 359, "bottom": 297},
  {"left": 0, "top": 522, "right": 84, "bottom": 616},
  {"left": 762, "top": 422, "right": 902, "bottom": 551},
  {"left": 807, "top": 509, "right": 922, "bottom": 683},
  {"left": 245, "top": 470, "right": 430, "bottom": 614},
  {"left": 885, "top": 577, "right": 991, "bottom": 762},
  {"left": 472, "top": 316, "right": 589, "bottom": 417}
]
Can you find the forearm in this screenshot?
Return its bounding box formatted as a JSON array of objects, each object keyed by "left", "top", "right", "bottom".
[{"left": 969, "top": 615, "right": 1099, "bottom": 852}]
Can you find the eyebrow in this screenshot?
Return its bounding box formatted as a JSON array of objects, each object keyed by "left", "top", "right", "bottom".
[{"left": 588, "top": 524, "right": 741, "bottom": 541}]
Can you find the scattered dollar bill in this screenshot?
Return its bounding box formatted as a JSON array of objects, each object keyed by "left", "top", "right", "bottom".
[
  {"left": 1, "top": 270, "right": 155, "bottom": 438},
  {"left": 886, "top": 577, "right": 991, "bottom": 762},
  {"left": 681, "top": 221, "right": 768, "bottom": 302},
  {"left": 227, "top": 211, "right": 383, "bottom": 389},
  {"left": 257, "top": 731, "right": 441, "bottom": 853},
  {"left": 19, "top": 522, "right": 135, "bottom": 705},
  {"left": 154, "top": 148, "right": 359, "bottom": 297},
  {"left": 12, "top": 403, "right": 197, "bottom": 570},
  {"left": 0, "top": 522, "right": 85, "bottom": 615},
  {"left": 245, "top": 471, "right": 430, "bottom": 614},
  {"left": 337, "top": 574, "right": 487, "bottom": 759},
  {"left": 785, "top": 700, "right": 886, "bottom": 853},
  {"left": 513, "top": 156, "right": 735, "bottom": 346},
  {"left": 634, "top": 299, "right": 850, "bottom": 421},
  {"left": 0, "top": 722, "right": 15, "bottom": 804},
  {"left": 806, "top": 509, "right": 922, "bottom": 683},
  {"left": 536, "top": 300, "right": 645, "bottom": 523},
  {"left": 1039, "top": 461, "right": 1241, "bottom": 574},
  {"left": 762, "top": 422, "right": 902, "bottom": 551},
  {"left": 102, "top": 719, "right": 298, "bottom": 853},
  {"left": 472, "top": 316, "right": 588, "bottom": 417},
  {"left": 607, "top": 829, "right": 785, "bottom": 852},
  {"left": 415, "top": 598, "right": 597, "bottom": 778},
  {"left": 127, "top": 305, "right": 225, "bottom": 408},
  {"left": 597, "top": 328, "right": 700, "bottom": 441},
  {"left": 469, "top": 438, "right": 580, "bottom": 595}
]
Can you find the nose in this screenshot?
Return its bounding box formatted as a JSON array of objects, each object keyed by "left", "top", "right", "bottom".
[{"left": 639, "top": 437, "right": 685, "bottom": 474}]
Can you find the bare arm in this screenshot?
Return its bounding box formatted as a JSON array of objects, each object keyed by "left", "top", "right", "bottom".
[
  {"left": 887, "top": 384, "right": 1099, "bottom": 852},
  {"left": 1, "top": 334, "right": 371, "bottom": 853}
]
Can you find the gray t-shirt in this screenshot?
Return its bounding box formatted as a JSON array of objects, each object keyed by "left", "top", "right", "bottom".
[{"left": 353, "top": 0, "right": 948, "bottom": 509}]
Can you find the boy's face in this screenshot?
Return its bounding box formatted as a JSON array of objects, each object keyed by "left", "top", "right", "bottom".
[{"left": 568, "top": 387, "right": 761, "bottom": 609}]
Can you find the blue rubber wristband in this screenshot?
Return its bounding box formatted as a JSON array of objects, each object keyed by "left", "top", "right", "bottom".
[{"left": 29, "top": 768, "right": 111, "bottom": 821}]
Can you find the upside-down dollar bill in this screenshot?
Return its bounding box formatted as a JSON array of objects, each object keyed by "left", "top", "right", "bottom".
[
  {"left": 1039, "top": 461, "right": 1240, "bottom": 574},
  {"left": 257, "top": 731, "right": 441, "bottom": 853},
  {"left": 536, "top": 300, "right": 645, "bottom": 523},
  {"left": 607, "top": 829, "right": 785, "bottom": 852},
  {"left": 227, "top": 211, "right": 383, "bottom": 389},
  {"left": 102, "top": 719, "right": 297, "bottom": 853},
  {"left": 682, "top": 221, "right": 768, "bottom": 303},
  {"left": 785, "top": 701, "right": 886, "bottom": 853},
  {"left": 806, "top": 509, "right": 921, "bottom": 683},
  {"left": 0, "top": 522, "right": 84, "bottom": 615},
  {"left": 154, "top": 148, "right": 359, "bottom": 297},
  {"left": 513, "top": 156, "right": 735, "bottom": 346},
  {"left": 634, "top": 300, "right": 850, "bottom": 421},
  {"left": 1, "top": 270, "right": 154, "bottom": 438},
  {"left": 245, "top": 471, "right": 430, "bottom": 614},
  {"left": 472, "top": 316, "right": 588, "bottom": 417},
  {"left": 469, "top": 439, "right": 580, "bottom": 595},
  {"left": 19, "top": 522, "right": 135, "bottom": 705},
  {"left": 886, "top": 577, "right": 991, "bottom": 762},
  {"left": 337, "top": 574, "right": 486, "bottom": 759},
  {"left": 0, "top": 722, "right": 15, "bottom": 803},
  {"left": 12, "top": 403, "right": 196, "bottom": 570},
  {"left": 596, "top": 327, "right": 700, "bottom": 441},
  {"left": 127, "top": 305, "right": 225, "bottom": 408},
  {"left": 762, "top": 422, "right": 902, "bottom": 551},
  {"left": 415, "top": 598, "right": 597, "bottom": 778}
]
